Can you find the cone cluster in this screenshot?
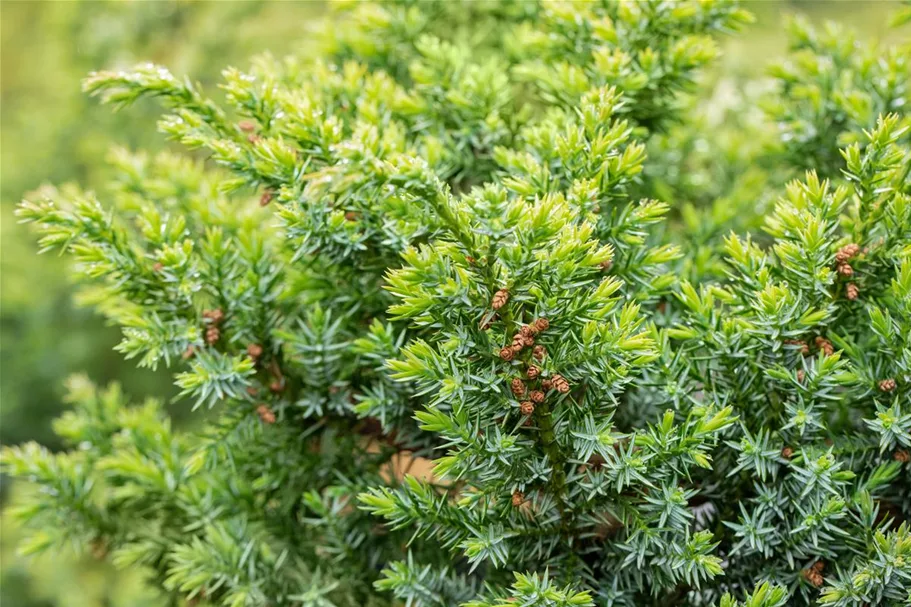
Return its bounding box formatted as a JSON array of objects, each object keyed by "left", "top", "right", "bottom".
[
  {"left": 845, "top": 283, "right": 859, "bottom": 300},
  {"left": 203, "top": 308, "right": 225, "bottom": 345},
  {"left": 256, "top": 404, "right": 276, "bottom": 424},
  {"left": 802, "top": 561, "right": 824, "bottom": 587},
  {"left": 835, "top": 243, "right": 860, "bottom": 279},
  {"left": 814, "top": 336, "right": 834, "bottom": 357},
  {"left": 879, "top": 378, "right": 896, "bottom": 392},
  {"left": 499, "top": 318, "right": 548, "bottom": 360},
  {"left": 491, "top": 289, "right": 510, "bottom": 310}
]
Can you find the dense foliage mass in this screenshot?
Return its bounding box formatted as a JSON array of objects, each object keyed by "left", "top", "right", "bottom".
[{"left": 3, "top": 1, "right": 910, "bottom": 606}]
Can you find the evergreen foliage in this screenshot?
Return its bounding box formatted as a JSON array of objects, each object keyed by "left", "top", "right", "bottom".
[{"left": 3, "top": 2, "right": 909, "bottom": 606}]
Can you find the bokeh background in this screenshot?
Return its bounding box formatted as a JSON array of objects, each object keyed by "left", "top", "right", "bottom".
[{"left": 0, "top": 1, "right": 901, "bottom": 605}]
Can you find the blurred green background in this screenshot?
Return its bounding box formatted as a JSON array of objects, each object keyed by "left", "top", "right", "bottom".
[{"left": 0, "top": 1, "right": 901, "bottom": 605}]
